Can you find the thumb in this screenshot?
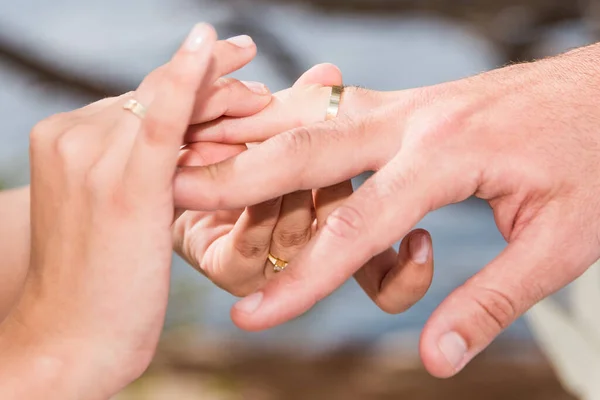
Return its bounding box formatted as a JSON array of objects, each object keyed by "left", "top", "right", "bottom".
[{"left": 419, "top": 218, "right": 583, "bottom": 378}]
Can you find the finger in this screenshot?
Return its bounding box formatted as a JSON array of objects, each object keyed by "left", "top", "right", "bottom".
[
  {"left": 185, "top": 63, "right": 348, "bottom": 144},
  {"left": 419, "top": 217, "right": 581, "bottom": 378},
  {"left": 313, "top": 181, "right": 354, "bottom": 229},
  {"left": 137, "top": 35, "right": 259, "bottom": 104},
  {"left": 126, "top": 23, "right": 217, "bottom": 190},
  {"left": 210, "top": 198, "right": 282, "bottom": 297},
  {"left": 174, "top": 115, "right": 392, "bottom": 211},
  {"left": 207, "top": 35, "right": 258, "bottom": 85},
  {"left": 175, "top": 141, "right": 247, "bottom": 221},
  {"left": 190, "top": 78, "right": 271, "bottom": 125},
  {"left": 268, "top": 191, "right": 313, "bottom": 273},
  {"left": 178, "top": 141, "right": 247, "bottom": 167},
  {"left": 266, "top": 63, "right": 343, "bottom": 271},
  {"left": 185, "top": 85, "right": 331, "bottom": 144},
  {"left": 354, "top": 230, "right": 434, "bottom": 314},
  {"left": 229, "top": 156, "right": 449, "bottom": 331}
]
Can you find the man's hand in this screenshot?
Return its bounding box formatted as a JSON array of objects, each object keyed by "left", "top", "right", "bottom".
[
  {"left": 174, "top": 44, "right": 600, "bottom": 378},
  {"left": 179, "top": 62, "right": 435, "bottom": 314}
]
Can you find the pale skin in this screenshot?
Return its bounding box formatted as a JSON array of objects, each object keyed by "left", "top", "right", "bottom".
[
  {"left": 177, "top": 43, "right": 600, "bottom": 379},
  {"left": 0, "top": 34, "right": 320, "bottom": 317},
  {"left": 0, "top": 48, "right": 430, "bottom": 321},
  {"left": 0, "top": 24, "right": 433, "bottom": 397},
  {"left": 0, "top": 25, "right": 329, "bottom": 398},
  {"left": 11, "top": 19, "right": 594, "bottom": 392}
]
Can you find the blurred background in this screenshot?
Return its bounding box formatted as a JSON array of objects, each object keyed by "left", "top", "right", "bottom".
[{"left": 1, "top": 0, "right": 597, "bottom": 398}]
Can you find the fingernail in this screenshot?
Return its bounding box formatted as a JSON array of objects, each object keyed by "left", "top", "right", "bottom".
[
  {"left": 242, "top": 81, "right": 269, "bottom": 95},
  {"left": 409, "top": 233, "right": 430, "bottom": 264},
  {"left": 234, "top": 292, "right": 263, "bottom": 314},
  {"left": 184, "top": 23, "right": 211, "bottom": 52},
  {"left": 226, "top": 35, "right": 254, "bottom": 48},
  {"left": 438, "top": 332, "right": 468, "bottom": 371}
]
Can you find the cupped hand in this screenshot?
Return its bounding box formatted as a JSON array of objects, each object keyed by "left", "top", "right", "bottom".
[
  {"left": 173, "top": 64, "right": 363, "bottom": 297},
  {"left": 179, "top": 63, "right": 434, "bottom": 312},
  {"left": 173, "top": 45, "right": 600, "bottom": 378},
  {"left": 0, "top": 26, "right": 271, "bottom": 399}
]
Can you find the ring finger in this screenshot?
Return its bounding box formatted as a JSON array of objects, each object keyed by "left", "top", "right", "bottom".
[{"left": 265, "top": 191, "right": 314, "bottom": 277}]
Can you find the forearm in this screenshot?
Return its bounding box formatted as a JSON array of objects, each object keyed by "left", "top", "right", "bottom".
[{"left": 0, "top": 186, "right": 30, "bottom": 322}]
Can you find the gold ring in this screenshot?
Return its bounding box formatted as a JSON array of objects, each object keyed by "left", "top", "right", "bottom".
[
  {"left": 326, "top": 85, "right": 344, "bottom": 121},
  {"left": 268, "top": 253, "right": 289, "bottom": 273},
  {"left": 123, "top": 99, "right": 147, "bottom": 119}
]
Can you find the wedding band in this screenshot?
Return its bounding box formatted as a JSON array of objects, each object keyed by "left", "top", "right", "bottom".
[
  {"left": 326, "top": 85, "right": 344, "bottom": 121},
  {"left": 268, "top": 253, "right": 289, "bottom": 273},
  {"left": 123, "top": 99, "right": 147, "bottom": 119}
]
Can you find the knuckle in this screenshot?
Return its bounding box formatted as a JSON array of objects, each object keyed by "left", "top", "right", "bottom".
[
  {"left": 273, "top": 227, "right": 311, "bottom": 248},
  {"left": 139, "top": 66, "right": 165, "bottom": 92},
  {"left": 203, "top": 164, "right": 227, "bottom": 209},
  {"left": 323, "top": 204, "right": 366, "bottom": 242},
  {"left": 141, "top": 113, "right": 178, "bottom": 146},
  {"left": 234, "top": 237, "right": 270, "bottom": 260},
  {"left": 29, "top": 120, "right": 51, "bottom": 145},
  {"left": 467, "top": 285, "right": 518, "bottom": 333},
  {"left": 261, "top": 197, "right": 282, "bottom": 209},
  {"left": 277, "top": 127, "right": 313, "bottom": 158},
  {"left": 406, "top": 97, "right": 469, "bottom": 150},
  {"left": 30, "top": 115, "right": 65, "bottom": 151},
  {"left": 54, "top": 126, "right": 92, "bottom": 165},
  {"left": 374, "top": 168, "right": 414, "bottom": 200},
  {"left": 215, "top": 77, "right": 237, "bottom": 90},
  {"left": 165, "top": 68, "right": 192, "bottom": 91}
]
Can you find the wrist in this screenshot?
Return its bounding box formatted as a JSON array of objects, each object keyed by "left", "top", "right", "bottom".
[
  {"left": 0, "top": 316, "right": 85, "bottom": 399},
  {"left": 0, "top": 298, "right": 132, "bottom": 399}
]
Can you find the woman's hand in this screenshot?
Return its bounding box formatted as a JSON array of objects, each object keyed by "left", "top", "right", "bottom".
[
  {"left": 173, "top": 64, "right": 361, "bottom": 296},
  {"left": 178, "top": 63, "right": 434, "bottom": 311},
  {"left": 0, "top": 25, "right": 271, "bottom": 399},
  {"left": 173, "top": 44, "right": 600, "bottom": 378}
]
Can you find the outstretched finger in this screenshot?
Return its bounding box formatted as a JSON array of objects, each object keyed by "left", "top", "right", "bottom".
[{"left": 126, "top": 23, "right": 217, "bottom": 191}]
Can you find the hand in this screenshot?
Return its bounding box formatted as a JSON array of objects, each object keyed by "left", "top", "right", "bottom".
[
  {"left": 173, "top": 64, "right": 362, "bottom": 296},
  {"left": 182, "top": 63, "right": 435, "bottom": 310},
  {"left": 0, "top": 25, "right": 271, "bottom": 399},
  {"left": 173, "top": 44, "right": 600, "bottom": 378}
]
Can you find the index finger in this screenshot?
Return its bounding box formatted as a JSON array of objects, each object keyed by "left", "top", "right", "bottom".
[
  {"left": 173, "top": 114, "right": 394, "bottom": 211},
  {"left": 229, "top": 156, "right": 443, "bottom": 331},
  {"left": 126, "top": 24, "right": 217, "bottom": 189}
]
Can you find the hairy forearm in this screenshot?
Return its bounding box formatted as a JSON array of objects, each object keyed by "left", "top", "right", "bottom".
[{"left": 0, "top": 186, "right": 30, "bottom": 322}]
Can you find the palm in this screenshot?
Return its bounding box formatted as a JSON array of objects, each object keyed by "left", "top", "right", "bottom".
[
  {"left": 174, "top": 142, "right": 245, "bottom": 281},
  {"left": 174, "top": 64, "right": 349, "bottom": 296}
]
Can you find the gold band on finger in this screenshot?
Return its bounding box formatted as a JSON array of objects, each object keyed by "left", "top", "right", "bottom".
[
  {"left": 268, "top": 253, "right": 289, "bottom": 273},
  {"left": 326, "top": 85, "right": 344, "bottom": 121},
  {"left": 123, "top": 99, "right": 147, "bottom": 119}
]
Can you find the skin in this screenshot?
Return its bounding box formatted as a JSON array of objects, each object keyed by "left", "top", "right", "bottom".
[
  {"left": 0, "top": 188, "right": 29, "bottom": 319},
  {"left": 0, "top": 25, "right": 428, "bottom": 397},
  {"left": 0, "top": 25, "right": 300, "bottom": 398},
  {"left": 175, "top": 42, "right": 600, "bottom": 378},
  {"left": 0, "top": 33, "right": 313, "bottom": 318}
]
